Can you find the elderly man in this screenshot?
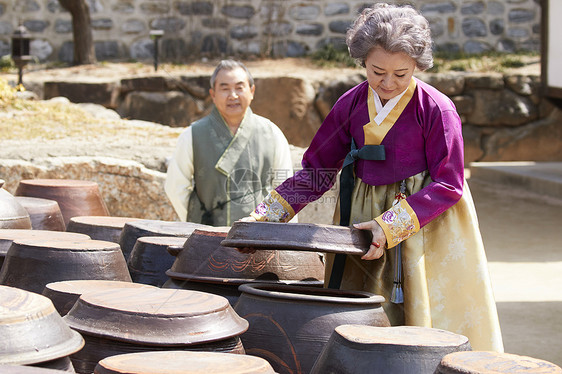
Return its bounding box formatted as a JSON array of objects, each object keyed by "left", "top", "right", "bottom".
[{"left": 165, "top": 60, "right": 293, "bottom": 226}]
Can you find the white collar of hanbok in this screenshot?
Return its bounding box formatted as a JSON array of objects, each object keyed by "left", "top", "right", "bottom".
[{"left": 370, "top": 85, "right": 410, "bottom": 126}]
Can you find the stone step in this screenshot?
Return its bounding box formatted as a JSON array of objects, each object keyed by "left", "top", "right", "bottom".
[{"left": 469, "top": 161, "right": 562, "bottom": 200}]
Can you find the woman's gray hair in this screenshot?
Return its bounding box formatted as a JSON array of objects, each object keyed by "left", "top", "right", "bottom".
[
  {"left": 210, "top": 60, "right": 254, "bottom": 88},
  {"left": 346, "top": 3, "right": 433, "bottom": 71}
]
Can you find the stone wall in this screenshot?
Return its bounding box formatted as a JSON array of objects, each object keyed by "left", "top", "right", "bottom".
[
  {"left": 0, "top": 0, "right": 541, "bottom": 63},
  {"left": 41, "top": 68, "right": 560, "bottom": 164}
]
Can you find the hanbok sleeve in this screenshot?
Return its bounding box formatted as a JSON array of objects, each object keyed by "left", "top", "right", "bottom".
[
  {"left": 375, "top": 108, "right": 465, "bottom": 247},
  {"left": 165, "top": 127, "right": 195, "bottom": 222}
]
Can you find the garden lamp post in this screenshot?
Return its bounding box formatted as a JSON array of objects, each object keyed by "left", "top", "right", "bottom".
[
  {"left": 149, "top": 29, "right": 164, "bottom": 72},
  {"left": 11, "top": 24, "right": 32, "bottom": 91}
]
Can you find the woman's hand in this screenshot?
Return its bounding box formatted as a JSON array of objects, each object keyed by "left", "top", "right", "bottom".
[
  {"left": 353, "top": 220, "right": 387, "bottom": 260},
  {"left": 236, "top": 216, "right": 257, "bottom": 253}
]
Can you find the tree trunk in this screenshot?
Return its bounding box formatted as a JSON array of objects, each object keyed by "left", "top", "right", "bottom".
[{"left": 58, "top": 0, "right": 96, "bottom": 65}]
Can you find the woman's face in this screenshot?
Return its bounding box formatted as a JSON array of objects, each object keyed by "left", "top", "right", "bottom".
[{"left": 365, "top": 46, "right": 416, "bottom": 105}]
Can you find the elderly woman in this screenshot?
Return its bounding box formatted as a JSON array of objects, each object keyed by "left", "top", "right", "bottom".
[{"left": 248, "top": 3, "right": 503, "bottom": 352}]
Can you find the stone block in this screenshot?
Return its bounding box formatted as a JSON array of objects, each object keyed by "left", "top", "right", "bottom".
[
  {"left": 175, "top": 1, "right": 213, "bottom": 15},
  {"left": 122, "top": 19, "right": 146, "bottom": 34},
  {"left": 461, "top": 1, "right": 485, "bottom": 15},
  {"left": 92, "top": 18, "right": 113, "bottom": 30},
  {"left": 289, "top": 4, "right": 320, "bottom": 21},
  {"left": 230, "top": 24, "right": 258, "bottom": 40},
  {"left": 0, "top": 157, "right": 176, "bottom": 221},
  {"left": 264, "top": 22, "right": 293, "bottom": 37},
  {"left": 271, "top": 41, "right": 308, "bottom": 58},
  {"left": 118, "top": 91, "right": 210, "bottom": 127},
  {"left": 202, "top": 18, "right": 228, "bottom": 28},
  {"left": 421, "top": 2, "right": 457, "bottom": 14},
  {"left": 462, "top": 125, "right": 485, "bottom": 164},
  {"left": 221, "top": 5, "right": 255, "bottom": 19},
  {"left": 150, "top": 17, "right": 186, "bottom": 32},
  {"left": 252, "top": 76, "right": 321, "bottom": 148},
  {"left": 296, "top": 23, "right": 324, "bottom": 36},
  {"left": 176, "top": 76, "right": 211, "bottom": 99},
  {"left": 315, "top": 74, "right": 366, "bottom": 119},
  {"left": 417, "top": 72, "right": 465, "bottom": 96},
  {"left": 452, "top": 95, "right": 475, "bottom": 115},
  {"left": 462, "top": 17, "right": 487, "bottom": 37},
  {"left": 43, "top": 80, "right": 120, "bottom": 108},
  {"left": 325, "top": 3, "right": 349, "bottom": 16},
  {"left": 23, "top": 19, "right": 49, "bottom": 32},
  {"left": 508, "top": 8, "right": 536, "bottom": 23},
  {"left": 481, "top": 109, "right": 562, "bottom": 162},
  {"left": 467, "top": 89, "right": 537, "bottom": 126},
  {"left": 465, "top": 73, "right": 504, "bottom": 90},
  {"left": 55, "top": 19, "right": 72, "bottom": 33},
  {"left": 30, "top": 39, "right": 54, "bottom": 62},
  {"left": 329, "top": 20, "right": 352, "bottom": 34},
  {"left": 140, "top": 2, "right": 170, "bottom": 14},
  {"left": 95, "top": 40, "right": 123, "bottom": 60},
  {"left": 120, "top": 76, "right": 172, "bottom": 94}
]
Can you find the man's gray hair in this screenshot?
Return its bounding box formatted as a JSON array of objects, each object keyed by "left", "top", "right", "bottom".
[
  {"left": 210, "top": 60, "right": 255, "bottom": 89},
  {"left": 346, "top": 3, "right": 433, "bottom": 71}
]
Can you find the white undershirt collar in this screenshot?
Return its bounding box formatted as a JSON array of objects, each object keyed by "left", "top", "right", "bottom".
[{"left": 370, "top": 86, "right": 409, "bottom": 125}]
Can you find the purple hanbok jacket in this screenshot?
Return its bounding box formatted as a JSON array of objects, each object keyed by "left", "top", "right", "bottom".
[{"left": 253, "top": 77, "right": 464, "bottom": 241}]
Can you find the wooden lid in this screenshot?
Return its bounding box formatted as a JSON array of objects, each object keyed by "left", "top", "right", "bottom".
[
  {"left": 45, "top": 279, "right": 153, "bottom": 295},
  {"left": 437, "top": 351, "right": 562, "bottom": 373},
  {"left": 12, "top": 238, "right": 120, "bottom": 252},
  {"left": 95, "top": 351, "right": 276, "bottom": 374},
  {"left": 43, "top": 280, "right": 156, "bottom": 316},
  {"left": 0, "top": 285, "right": 84, "bottom": 365},
  {"left": 221, "top": 221, "right": 371, "bottom": 255},
  {"left": 69, "top": 215, "right": 141, "bottom": 229},
  {"left": 64, "top": 287, "right": 248, "bottom": 345},
  {"left": 18, "top": 179, "right": 99, "bottom": 188},
  {"left": 0, "top": 229, "right": 90, "bottom": 254},
  {"left": 335, "top": 325, "right": 469, "bottom": 347}
]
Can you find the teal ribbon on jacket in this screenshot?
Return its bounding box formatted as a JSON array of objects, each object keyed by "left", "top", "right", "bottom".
[{"left": 328, "top": 139, "right": 386, "bottom": 289}]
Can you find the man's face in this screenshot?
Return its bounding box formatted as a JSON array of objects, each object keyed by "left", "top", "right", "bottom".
[{"left": 209, "top": 67, "right": 255, "bottom": 127}]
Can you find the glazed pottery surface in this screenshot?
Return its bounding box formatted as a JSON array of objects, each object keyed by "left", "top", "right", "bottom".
[
  {"left": 0, "top": 180, "right": 32, "bottom": 230},
  {"left": 222, "top": 221, "right": 371, "bottom": 255},
  {"left": 15, "top": 179, "right": 110, "bottom": 228},
  {"left": 0, "top": 229, "right": 91, "bottom": 270},
  {"left": 162, "top": 278, "right": 242, "bottom": 306},
  {"left": 436, "top": 351, "right": 562, "bottom": 374},
  {"left": 118, "top": 219, "right": 211, "bottom": 260},
  {"left": 64, "top": 287, "right": 248, "bottom": 344},
  {"left": 64, "top": 287, "right": 248, "bottom": 374},
  {"left": 127, "top": 236, "right": 187, "bottom": 287},
  {"left": 94, "top": 351, "right": 276, "bottom": 374},
  {"left": 234, "top": 283, "right": 390, "bottom": 374},
  {"left": 42, "top": 279, "right": 155, "bottom": 316},
  {"left": 66, "top": 216, "right": 141, "bottom": 243},
  {"left": 30, "top": 356, "right": 76, "bottom": 372},
  {"left": 0, "top": 365, "right": 71, "bottom": 373},
  {"left": 0, "top": 285, "right": 84, "bottom": 366},
  {"left": 0, "top": 239, "right": 131, "bottom": 293},
  {"left": 167, "top": 228, "right": 325, "bottom": 284},
  {"left": 15, "top": 196, "right": 66, "bottom": 231},
  {"left": 310, "top": 324, "right": 471, "bottom": 374}
]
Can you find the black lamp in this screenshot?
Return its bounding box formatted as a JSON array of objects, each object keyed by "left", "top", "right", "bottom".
[
  {"left": 149, "top": 29, "right": 164, "bottom": 72},
  {"left": 11, "top": 24, "right": 33, "bottom": 90}
]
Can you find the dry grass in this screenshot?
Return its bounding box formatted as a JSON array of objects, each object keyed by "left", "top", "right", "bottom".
[{"left": 0, "top": 78, "right": 181, "bottom": 142}]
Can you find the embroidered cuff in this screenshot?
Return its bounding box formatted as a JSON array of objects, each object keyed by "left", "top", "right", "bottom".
[
  {"left": 250, "top": 190, "right": 295, "bottom": 223},
  {"left": 374, "top": 199, "right": 420, "bottom": 248}
]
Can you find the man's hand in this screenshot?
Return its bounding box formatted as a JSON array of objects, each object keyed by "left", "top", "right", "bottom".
[{"left": 353, "top": 220, "right": 387, "bottom": 260}]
